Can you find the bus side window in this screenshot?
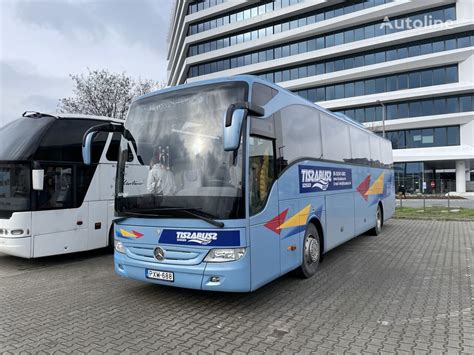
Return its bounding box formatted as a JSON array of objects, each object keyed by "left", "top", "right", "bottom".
[
  {"left": 249, "top": 137, "right": 275, "bottom": 216},
  {"left": 107, "top": 133, "right": 134, "bottom": 162},
  {"left": 91, "top": 132, "right": 108, "bottom": 164},
  {"left": 36, "top": 166, "right": 73, "bottom": 210},
  {"left": 106, "top": 133, "right": 121, "bottom": 161},
  {"left": 35, "top": 120, "right": 107, "bottom": 163}
]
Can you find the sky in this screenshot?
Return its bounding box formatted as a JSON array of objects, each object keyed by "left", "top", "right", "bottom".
[{"left": 0, "top": 0, "right": 174, "bottom": 127}]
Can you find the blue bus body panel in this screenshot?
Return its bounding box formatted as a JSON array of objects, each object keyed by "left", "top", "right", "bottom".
[
  {"left": 114, "top": 75, "right": 395, "bottom": 292},
  {"left": 248, "top": 181, "right": 281, "bottom": 290},
  {"left": 114, "top": 218, "right": 252, "bottom": 292},
  {"left": 267, "top": 160, "right": 394, "bottom": 253}
]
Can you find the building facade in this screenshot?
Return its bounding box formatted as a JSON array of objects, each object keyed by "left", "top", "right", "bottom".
[{"left": 167, "top": 0, "right": 474, "bottom": 194}]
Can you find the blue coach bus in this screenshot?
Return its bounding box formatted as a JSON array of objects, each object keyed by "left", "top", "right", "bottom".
[{"left": 83, "top": 75, "right": 395, "bottom": 292}]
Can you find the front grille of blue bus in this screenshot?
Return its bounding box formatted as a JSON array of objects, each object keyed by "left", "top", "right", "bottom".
[{"left": 126, "top": 245, "right": 206, "bottom": 265}]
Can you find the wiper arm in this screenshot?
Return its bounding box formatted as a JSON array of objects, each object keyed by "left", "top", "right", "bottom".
[
  {"left": 119, "top": 207, "right": 225, "bottom": 228},
  {"left": 114, "top": 210, "right": 168, "bottom": 224},
  {"left": 177, "top": 208, "right": 225, "bottom": 228},
  {"left": 148, "top": 207, "right": 225, "bottom": 228}
]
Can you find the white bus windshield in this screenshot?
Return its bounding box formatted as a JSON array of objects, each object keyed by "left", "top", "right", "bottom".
[{"left": 116, "top": 82, "right": 248, "bottom": 220}]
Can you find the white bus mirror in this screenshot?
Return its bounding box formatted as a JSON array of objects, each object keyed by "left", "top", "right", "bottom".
[
  {"left": 82, "top": 123, "right": 125, "bottom": 165},
  {"left": 82, "top": 131, "right": 95, "bottom": 165},
  {"left": 224, "top": 108, "right": 246, "bottom": 151},
  {"left": 32, "top": 169, "right": 44, "bottom": 191}
]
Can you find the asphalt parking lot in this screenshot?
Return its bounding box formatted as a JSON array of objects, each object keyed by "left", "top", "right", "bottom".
[{"left": 1, "top": 219, "right": 473, "bottom": 354}]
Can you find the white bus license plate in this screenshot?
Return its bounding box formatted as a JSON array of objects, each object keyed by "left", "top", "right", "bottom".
[{"left": 146, "top": 269, "right": 174, "bottom": 282}]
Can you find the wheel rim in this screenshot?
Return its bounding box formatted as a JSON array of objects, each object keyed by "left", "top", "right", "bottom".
[
  {"left": 305, "top": 234, "right": 319, "bottom": 264},
  {"left": 376, "top": 207, "right": 382, "bottom": 230}
]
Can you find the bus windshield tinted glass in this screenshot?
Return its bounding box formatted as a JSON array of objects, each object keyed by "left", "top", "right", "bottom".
[
  {"left": 0, "top": 117, "right": 55, "bottom": 160},
  {"left": 0, "top": 162, "right": 31, "bottom": 213},
  {"left": 117, "top": 82, "right": 247, "bottom": 219}
]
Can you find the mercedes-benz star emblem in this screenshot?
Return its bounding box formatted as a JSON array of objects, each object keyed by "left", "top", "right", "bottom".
[{"left": 154, "top": 247, "right": 165, "bottom": 261}]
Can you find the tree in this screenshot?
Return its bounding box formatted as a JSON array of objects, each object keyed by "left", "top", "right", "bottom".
[{"left": 58, "top": 69, "right": 163, "bottom": 120}]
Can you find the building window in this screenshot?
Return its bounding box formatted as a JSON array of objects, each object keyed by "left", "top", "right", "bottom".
[
  {"left": 381, "top": 126, "right": 460, "bottom": 149},
  {"left": 336, "top": 94, "right": 474, "bottom": 123},
  {"left": 294, "top": 65, "right": 458, "bottom": 102},
  {"left": 186, "top": 4, "right": 457, "bottom": 79},
  {"left": 189, "top": 0, "right": 303, "bottom": 34},
  {"left": 251, "top": 32, "right": 472, "bottom": 84},
  {"left": 187, "top": 0, "right": 227, "bottom": 15}
]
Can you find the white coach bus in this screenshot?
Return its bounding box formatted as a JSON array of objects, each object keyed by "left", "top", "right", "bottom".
[{"left": 0, "top": 112, "right": 132, "bottom": 258}]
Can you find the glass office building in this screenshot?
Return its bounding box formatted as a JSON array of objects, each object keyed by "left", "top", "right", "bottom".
[{"left": 168, "top": 0, "right": 474, "bottom": 194}]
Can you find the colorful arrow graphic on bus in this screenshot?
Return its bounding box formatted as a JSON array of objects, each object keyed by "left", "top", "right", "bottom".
[
  {"left": 357, "top": 173, "right": 385, "bottom": 201},
  {"left": 264, "top": 209, "right": 289, "bottom": 235},
  {"left": 116, "top": 229, "right": 144, "bottom": 239},
  {"left": 265, "top": 204, "right": 322, "bottom": 238}
]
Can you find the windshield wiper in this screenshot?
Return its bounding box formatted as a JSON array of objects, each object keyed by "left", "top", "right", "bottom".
[
  {"left": 175, "top": 208, "right": 225, "bottom": 228},
  {"left": 151, "top": 207, "right": 225, "bottom": 228},
  {"left": 114, "top": 210, "right": 169, "bottom": 224},
  {"left": 120, "top": 207, "right": 225, "bottom": 228}
]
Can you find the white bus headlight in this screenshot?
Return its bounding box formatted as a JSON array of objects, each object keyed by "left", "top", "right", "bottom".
[
  {"left": 204, "top": 248, "right": 246, "bottom": 263},
  {"left": 114, "top": 240, "right": 126, "bottom": 254}
]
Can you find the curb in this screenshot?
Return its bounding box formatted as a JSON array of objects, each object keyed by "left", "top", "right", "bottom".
[{"left": 394, "top": 216, "right": 474, "bottom": 222}]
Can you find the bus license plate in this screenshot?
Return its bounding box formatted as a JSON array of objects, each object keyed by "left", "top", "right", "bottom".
[{"left": 145, "top": 269, "right": 174, "bottom": 282}]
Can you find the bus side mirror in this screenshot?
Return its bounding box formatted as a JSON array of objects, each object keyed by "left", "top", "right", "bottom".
[
  {"left": 82, "top": 131, "right": 96, "bottom": 165},
  {"left": 32, "top": 169, "right": 44, "bottom": 191},
  {"left": 82, "top": 123, "right": 124, "bottom": 165},
  {"left": 224, "top": 108, "right": 246, "bottom": 151},
  {"left": 224, "top": 102, "right": 265, "bottom": 151}
]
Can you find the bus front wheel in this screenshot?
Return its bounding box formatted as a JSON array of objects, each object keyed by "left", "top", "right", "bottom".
[{"left": 298, "top": 224, "right": 321, "bottom": 278}]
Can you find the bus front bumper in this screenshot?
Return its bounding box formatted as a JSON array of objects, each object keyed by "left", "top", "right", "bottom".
[
  {"left": 0, "top": 236, "right": 32, "bottom": 258},
  {"left": 114, "top": 250, "right": 251, "bottom": 292}
]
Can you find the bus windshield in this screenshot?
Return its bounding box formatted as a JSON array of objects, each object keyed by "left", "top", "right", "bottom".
[
  {"left": 0, "top": 116, "right": 54, "bottom": 161},
  {"left": 116, "top": 82, "right": 248, "bottom": 220},
  {"left": 0, "top": 162, "right": 31, "bottom": 214}
]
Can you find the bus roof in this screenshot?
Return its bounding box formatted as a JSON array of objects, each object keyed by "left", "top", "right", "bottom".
[
  {"left": 22, "top": 112, "right": 123, "bottom": 124},
  {"left": 136, "top": 75, "right": 388, "bottom": 142}
]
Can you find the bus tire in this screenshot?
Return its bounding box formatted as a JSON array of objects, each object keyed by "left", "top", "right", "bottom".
[
  {"left": 108, "top": 225, "right": 115, "bottom": 252},
  {"left": 369, "top": 204, "right": 383, "bottom": 236},
  {"left": 297, "top": 223, "right": 321, "bottom": 278}
]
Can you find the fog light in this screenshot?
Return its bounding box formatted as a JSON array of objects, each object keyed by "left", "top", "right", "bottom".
[
  {"left": 11, "top": 229, "right": 24, "bottom": 236},
  {"left": 204, "top": 248, "right": 246, "bottom": 263},
  {"left": 114, "top": 240, "right": 126, "bottom": 254},
  {"left": 210, "top": 276, "right": 220, "bottom": 283}
]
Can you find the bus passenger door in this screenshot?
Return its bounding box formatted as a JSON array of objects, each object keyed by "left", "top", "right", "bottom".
[
  {"left": 99, "top": 159, "right": 117, "bottom": 245},
  {"left": 248, "top": 137, "right": 280, "bottom": 290},
  {"left": 32, "top": 165, "right": 88, "bottom": 257}
]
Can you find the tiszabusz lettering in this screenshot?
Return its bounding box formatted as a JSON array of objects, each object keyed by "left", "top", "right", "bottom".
[
  {"left": 300, "top": 168, "right": 332, "bottom": 190},
  {"left": 176, "top": 231, "right": 218, "bottom": 245},
  {"left": 299, "top": 165, "right": 352, "bottom": 193}
]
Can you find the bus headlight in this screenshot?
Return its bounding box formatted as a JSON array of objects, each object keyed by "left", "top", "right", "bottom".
[
  {"left": 114, "top": 240, "right": 126, "bottom": 254},
  {"left": 204, "top": 248, "right": 246, "bottom": 263}
]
